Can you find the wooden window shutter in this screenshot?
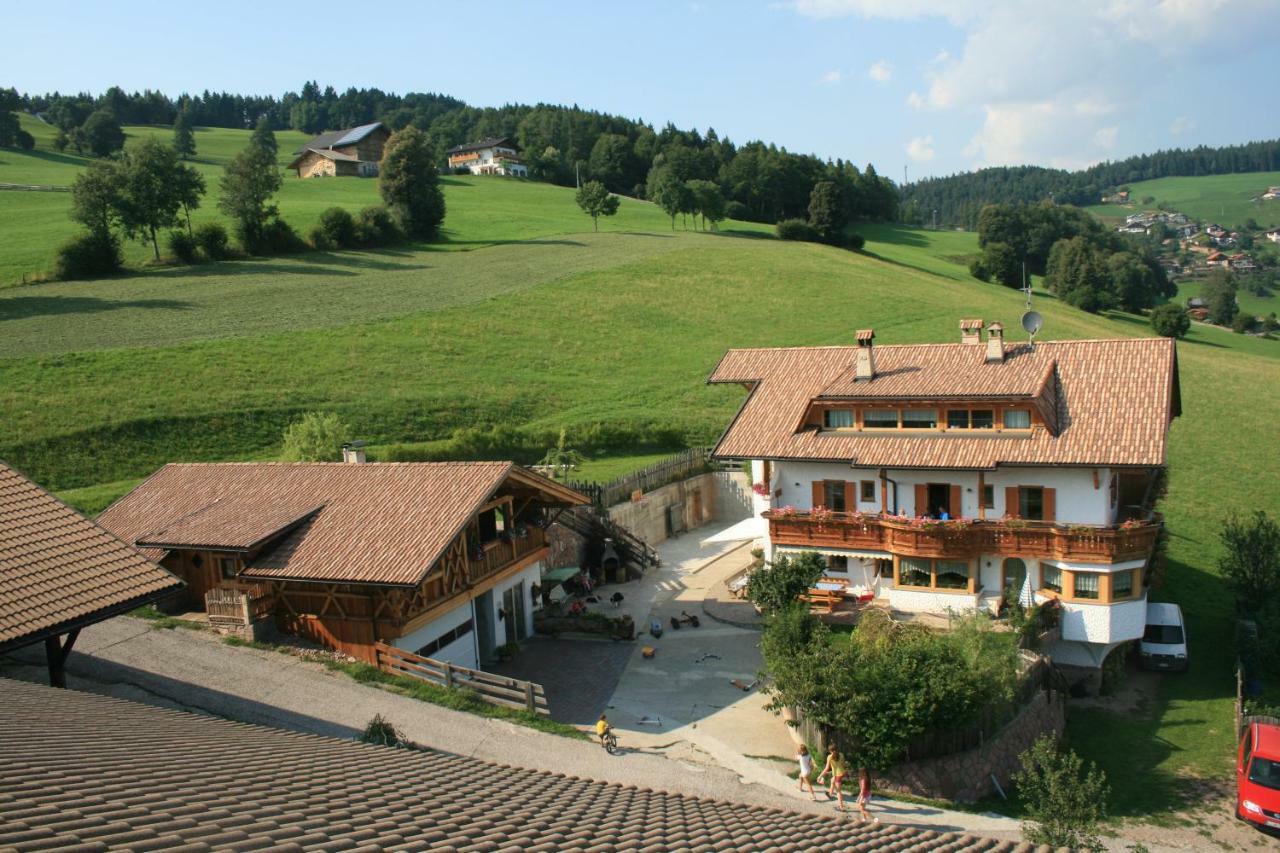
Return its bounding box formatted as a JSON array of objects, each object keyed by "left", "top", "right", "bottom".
[
  {"left": 949, "top": 485, "right": 962, "bottom": 518},
  {"left": 843, "top": 481, "right": 856, "bottom": 511},
  {"left": 812, "top": 481, "right": 825, "bottom": 509},
  {"left": 914, "top": 484, "right": 928, "bottom": 516},
  {"left": 1042, "top": 487, "right": 1056, "bottom": 522},
  {"left": 1005, "top": 487, "right": 1020, "bottom": 518}
]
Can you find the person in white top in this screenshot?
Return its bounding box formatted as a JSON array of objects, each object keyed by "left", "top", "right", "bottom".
[{"left": 796, "top": 745, "right": 819, "bottom": 800}]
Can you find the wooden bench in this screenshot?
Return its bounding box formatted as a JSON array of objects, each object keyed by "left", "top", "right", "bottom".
[{"left": 798, "top": 589, "right": 841, "bottom": 614}]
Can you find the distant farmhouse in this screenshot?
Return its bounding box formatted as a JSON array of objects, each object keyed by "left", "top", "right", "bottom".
[
  {"left": 447, "top": 137, "right": 529, "bottom": 176},
  {"left": 288, "top": 122, "right": 390, "bottom": 178}
]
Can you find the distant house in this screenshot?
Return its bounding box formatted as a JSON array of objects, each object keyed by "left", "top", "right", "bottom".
[
  {"left": 1262, "top": 186, "right": 1280, "bottom": 200},
  {"left": 1266, "top": 228, "right": 1280, "bottom": 244},
  {"left": 1187, "top": 296, "right": 1208, "bottom": 309},
  {"left": 1206, "top": 251, "right": 1230, "bottom": 268},
  {"left": 446, "top": 137, "right": 529, "bottom": 176},
  {"left": 288, "top": 122, "right": 390, "bottom": 178}
]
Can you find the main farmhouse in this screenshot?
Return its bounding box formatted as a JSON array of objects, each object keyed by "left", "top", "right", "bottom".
[
  {"left": 287, "top": 121, "right": 390, "bottom": 178},
  {"left": 97, "top": 461, "right": 587, "bottom": 668},
  {"left": 446, "top": 137, "right": 529, "bottom": 176},
  {"left": 709, "top": 320, "right": 1180, "bottom": 673}
]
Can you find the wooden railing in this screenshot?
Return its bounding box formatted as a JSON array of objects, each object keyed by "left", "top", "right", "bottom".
[
  {"left": 204, "top": 582, "right": 275, "bottom": 624},
  {"left": 468, "top": 525, "right": 547, "bottom": 584},
  {"left": 565, "top": 447, "right": 717, "bottom": 509},
  {"left": 765, "top": 511, "right": 1160, "bottom": 562},
  {"left": 374, "top": 642, "right": 549, "bottom": 715}
]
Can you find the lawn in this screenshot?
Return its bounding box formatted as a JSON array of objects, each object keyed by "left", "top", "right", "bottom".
[
  {"left": 0, "top": 119, "right": 765, "bottom": 284},
  {"left": 1082, "top": 170, "right": 1280, "bottom": 231},
  {"left": 1, "top": 171, "right": 1276, "bottom": 823}
]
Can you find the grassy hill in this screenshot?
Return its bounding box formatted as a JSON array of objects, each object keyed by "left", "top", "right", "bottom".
[
  {"left": 1, "top": 147, "right": 1277, "bottom": 822},
  {"left": 0, "top": 118, "right": 741, "bottom": 284},
  {"left": 1082, "top": 170, "right": 1280, "bottom": 229}
]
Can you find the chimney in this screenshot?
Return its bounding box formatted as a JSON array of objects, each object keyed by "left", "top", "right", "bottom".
[
  {"left": 854, "top": 328, "right": 876, "bottom": 381},
  {"left": 341, "top": 440, "right": 367, "bottom": 464},
  {"left": 960, "top": 318, "right": 984, "bottom": 345},
  {"left": 985, "top": 322, "right": 1005, "bottom": 363}
]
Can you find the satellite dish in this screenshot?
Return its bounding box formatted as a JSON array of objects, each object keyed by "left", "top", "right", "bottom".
[{"left": 1021, "top": 310, "right": 1043, "bottom": 336}]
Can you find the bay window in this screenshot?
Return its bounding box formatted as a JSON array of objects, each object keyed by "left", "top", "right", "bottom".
[
  {"left": 936, "top": 560, "right": 970, "bottom": 589},
  {"left": 1074, "top": 572, "right": 1101, "bottom": 600},
  {"left": 1042, "top": 565, "right": 1062, "bottom": 593},
  {"left": 899, "top": 557, "right": 932, "bottom": 587}
]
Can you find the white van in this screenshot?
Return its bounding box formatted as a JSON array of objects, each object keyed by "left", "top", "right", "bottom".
[{"left": 1140, "top": 602, "right": 1188, "bottom": 672}]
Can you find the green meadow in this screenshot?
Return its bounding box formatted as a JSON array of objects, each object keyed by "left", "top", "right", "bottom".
[
  {"left": 1, "top": 122, "right": 1278, "bottom": 822},
  {"left": 1083, "top": 170, "right": 1280, "bottom": 230}
]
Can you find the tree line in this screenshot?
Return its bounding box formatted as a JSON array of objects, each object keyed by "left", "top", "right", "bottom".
[
  {"left": 971, "top": 202, "right": 1174, "bottom": 312},
  {"left": 15, "top": 83, "right": 897, "bottom": 226},
  {"left": 903, "top": 138, "right": 1280, "bottom": 229}
]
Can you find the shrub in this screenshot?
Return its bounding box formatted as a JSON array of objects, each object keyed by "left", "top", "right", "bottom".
[
  {"left": 259, "top": 218, "right": 306, "bottom": 254},
  {"left": 53, "top": 231, "right": 122, "bottom": 280},
  {"left": 355, "top": 205, "right": 403, "bottom": 247},
  {"left": 969, "top": 256, "right": 991, "bottom": 281},
  {"left": 360, "top": 713, "right": 405, "bottom": 747},
  {"left": 745, "top": 551, "right": 826, "bottom": 614},
  {"left": 844, "top": 233, "right": 866, "bottom": 251},
  {"left": 1232, "top": 312, "right": 1258, "bottom": 334},
  {"left": 1149, "top": 303, "right": 1190, "bottom": 338},
  {"left": 1013, "top": 734, "right": 1109, "bottom": 851},
  {"left": 1219, "top": 510, "right": 1280, "bottom": 611},
  {"left": 725, "top": 200, "right": 749, "bottom": 221},
  {"left": 193, "top": 222, "right": 230, "bottom": 260},
  {"left": 317, "top": 206, "right": 357, "bottom": 248},
  {"left": 307, "top": 224, "right": 333, "bottom": 251},
  {"left": 776, "top": 218, "right": 820, "bottom": 242},
  {"left": 281, "top": 411, "right": 352, "bottom": 462},
  {"left": 167, "top": 229, "right": 198, "bottom": 264},
  {"left": 16, "top": 129, "right": 35, "bottom": 151}
]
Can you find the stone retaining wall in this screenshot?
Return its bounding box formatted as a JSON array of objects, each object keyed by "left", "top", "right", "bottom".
[{"left": 606, "top": 470, "right": 750, "bottom": 547}]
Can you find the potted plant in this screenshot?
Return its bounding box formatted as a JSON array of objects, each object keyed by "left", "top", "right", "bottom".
[{"left": 496, "top": 642, "right": 520, "bottom": 662}]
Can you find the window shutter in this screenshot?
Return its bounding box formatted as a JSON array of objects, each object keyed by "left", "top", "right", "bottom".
[
  {"left": 949, "top": 484, "right": 963, "bottom": 518},
  {"left": 1005, "top": 487, "right": 1020, "bottom": 518},
  {"left": 914, "top": 484, "right": 928, "bottom": 516},
  {"left": 1042, "top": 487, "right": 1056, "bottom": 522},
  {"left": 843, "top": 481, "right": 856, "bottom": 512},
  {"left": 812, "top": 481, "right": 825, "bottom": 509}
]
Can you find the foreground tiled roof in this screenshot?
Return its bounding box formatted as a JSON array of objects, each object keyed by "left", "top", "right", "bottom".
[
  {"left": 98, "top": 463, "right": 585, "bottom": 586},
  {"left": 0, "top": 679, "right": 1028, "bottom": 852},
  {"left": 0, "top": 463, "right": 181, "bottom": 650},
  {"left": 709, "top": 337, "right": 1179, "bottom": 469}
]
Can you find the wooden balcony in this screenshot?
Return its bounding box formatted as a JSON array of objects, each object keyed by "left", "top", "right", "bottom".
[
  {"left": 764, "top": 510, "right": 1159, "bottom": 563},
  {"left": 467, "top": 524, "right": 547, "bottom": 584}
]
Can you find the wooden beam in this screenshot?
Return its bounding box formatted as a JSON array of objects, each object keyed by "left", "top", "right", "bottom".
[{"left": 43, "top": 629, "right": 79, "bottom": 689}]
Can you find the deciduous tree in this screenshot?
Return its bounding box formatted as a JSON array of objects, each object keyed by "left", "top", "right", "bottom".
[
  {"left": 1220, "top": 510, "right": 1280, "bottom": 610},
  {"left": 79, "top": 108, "right": 125, "bottom": 157},
  {"left": 646, "top": 165, "right": 685, "bottom": 230},
  {"left": 575, "top": 180, "right": 619, "bottom": 232},
  {"left": 251, "top": 115, "right": 277, "bottom": 158},
  {"left": 70, "top": 159, "right": 123, "bottom": 240},
  {"left": 281, "top": 411, "right": 351, "bottom": 462},
  {"left": 807, "top": 180, "right": 847, "bottom": 243},
  {"left": 116, "top": 138, "right": 187, "bottom": 259},
  {"left": 1149, "top": 303, "right": 1190, "bottom": 338},
  {"left": 1012, "top": 735, "right": 1109, "bottom": 851},
  {"left": 172, "top": 107, "right": 196, "bottom": 159},
  {"left": 379, "top": 126, "right": 446, "bottom": 239},
  {"left": 219, "top": 138, "right": 282, "bottom": 252},
  {"left": 688, "top": 179, "right": 726, "bottom": 231}
]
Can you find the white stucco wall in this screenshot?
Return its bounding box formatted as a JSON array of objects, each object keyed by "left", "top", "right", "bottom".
[
  {"left": 485, "top": 561, "right": 542, "bottom": 643},
  {"left": 766, "top": 461, "right": 1110, "bottom": 524},
  {"left": 888, "top": 588, "right": 981, "bottom": 613},
  {"left": 393, "top": 599, "right": 478, "bottom": 670},
  {"left": 1057, "top": 593, "right": 1147, "bottom": 645}
]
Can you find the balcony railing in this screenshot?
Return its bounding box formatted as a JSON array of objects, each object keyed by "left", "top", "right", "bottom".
[
  {"left": 467, "top": 525, "right": 547, "bottom": 584},
  {"left": 764, "top": 510, "right": 1159, "bottom": 563}
]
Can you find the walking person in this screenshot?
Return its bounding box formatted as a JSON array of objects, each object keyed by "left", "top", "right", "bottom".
[
  {"left": 815, "top": 744, "right": 849, "bottom": 811},
  {"left": 855, "top": 767, "right": 878, "bottom": 823},
  {"left": 795, "top": 745, "right": 819, "bottom": 800}
]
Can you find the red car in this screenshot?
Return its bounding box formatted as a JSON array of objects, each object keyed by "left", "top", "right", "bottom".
[{"left": 1237, "top": 721, "right": 1280, "bottom": 832}]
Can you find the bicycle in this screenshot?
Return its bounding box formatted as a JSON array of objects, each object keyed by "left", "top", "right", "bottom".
[{"left": 601, "top": 729, "right": 619, "bottom": 755}]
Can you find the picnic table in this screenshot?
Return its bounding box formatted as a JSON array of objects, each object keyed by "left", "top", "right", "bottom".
[{"left": 799, "top": 588, "right": 841, "bottom": 614}]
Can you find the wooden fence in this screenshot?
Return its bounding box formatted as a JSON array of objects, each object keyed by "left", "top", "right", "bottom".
[
  {"left": 1235, "top": 661, "right": 1280, "bottom": 737},
  {"left": 374, "top": 641, "right": 549, "bottom": 716},
  {"left": 204, "top": 584, "right": 274, "bottom": 624},
  {"left": 566, "top": 447, "right": 718, "bottom": 509},
  {"left": 0, "top": 182, "right": 70, "bottom": 192}
]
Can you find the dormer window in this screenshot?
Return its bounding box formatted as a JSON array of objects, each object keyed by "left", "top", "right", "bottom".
[
  {"left": 823, "top": 409, "right": 854, "bottom": 429},
  {"left": 902, "top": 409, "right": 937, "bottom": 429},
  {"left": 947, "top": 409, "right": 995, "bottom": 429},
  {"left": 864, "top": 409, "right": 898, "bottom": 428},
  {"left": 1004, "top": 410, "right": 1032, "bottom": 429}
]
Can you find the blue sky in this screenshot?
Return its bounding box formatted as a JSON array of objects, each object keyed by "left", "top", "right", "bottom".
[{"left": 8, "top": 0, "right": 1279, "bottom": 178}]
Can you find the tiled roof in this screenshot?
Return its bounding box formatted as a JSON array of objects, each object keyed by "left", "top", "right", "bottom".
[
  {"left": 98, "top": 463, "right": 586, "bottom": 586},
  {"left": 708, "top": 337, "right": 1179, "bottom": 469},
  {"left": 293, "top": 121, "right": 384, "bottom": 153},
  {"left": 447, "top": 136, "right": 517, "bottom": 154},
  {"left": 0, "top": 463, "right": 181, "bottom": 650},
  {"left": 0, "top": 678, "right": 1027, "bottom": 852}
]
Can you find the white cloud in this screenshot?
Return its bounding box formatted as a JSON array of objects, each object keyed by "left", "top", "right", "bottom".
[
  {"left": 1170, "top": 115, "right": 1196, "bottom": 136},
  {"left": 868, "top": 60, "right": 892, "bottom": 82},
  {"left": 818, "top": 69, "right": 843, "bottom": 84},
  {"left": 791, "top": 0, "right": 1280, "bottom": 168},
  {"left": 906, "top": 135, "right": 936, "bottom": 161}
]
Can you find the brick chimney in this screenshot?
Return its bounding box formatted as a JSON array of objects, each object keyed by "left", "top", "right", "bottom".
[
  {"left": 985, "top": 322, "right": 1005, "bottom": 363},
  {"left": 341, "top": 441, "right": 367, "bottom": 464},
  {"left": 960, "top": 318, "right": 984, "bottom": 345},
  {"left": 855, "top": 329, "right": 876, "bottom": 381}
]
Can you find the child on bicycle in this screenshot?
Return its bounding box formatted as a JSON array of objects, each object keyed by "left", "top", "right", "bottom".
[{"left": 595, "top": 714, "right": 612, "bottom": 747}]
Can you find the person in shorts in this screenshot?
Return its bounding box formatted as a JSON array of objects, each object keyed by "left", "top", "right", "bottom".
[
  {"left": 816, "top": 744, "right": 849, "bottom": 810},
  {"left": 796, "top": 745, "right": 819, "bottom": 800}
]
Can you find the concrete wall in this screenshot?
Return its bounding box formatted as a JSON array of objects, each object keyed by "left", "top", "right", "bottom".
[{"left": 607, "top": 471, "right": 751, "bottom": 547}]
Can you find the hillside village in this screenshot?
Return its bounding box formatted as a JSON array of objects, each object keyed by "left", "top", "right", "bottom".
[{"left": 4, "top": 10, "right": 1280, "bottom": 851}]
